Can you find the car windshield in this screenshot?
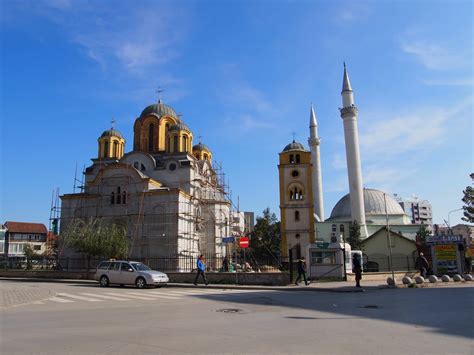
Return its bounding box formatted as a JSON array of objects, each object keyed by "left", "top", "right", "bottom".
[{"left": 131, "top": 263, "right": 151, "bottom": 271}]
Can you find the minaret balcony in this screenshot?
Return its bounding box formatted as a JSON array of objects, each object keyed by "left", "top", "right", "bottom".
[
  {"left": 339, "top": 106, "right": 358, "bottom": 118},
  {"left": 308, "top": 137, "right": 320, "bottom": 146}
]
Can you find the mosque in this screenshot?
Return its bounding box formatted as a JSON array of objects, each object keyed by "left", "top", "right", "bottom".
[
  {"left": 279, "top": 65, "right": 424, "bottom": 273},
  {"left": 60, "top": 100, "right": 235, "bottom": 264}
]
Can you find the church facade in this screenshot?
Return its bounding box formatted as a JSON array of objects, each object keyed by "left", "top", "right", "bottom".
[{"left": 60, "top": 100, "right": 233, "bottom": 262}]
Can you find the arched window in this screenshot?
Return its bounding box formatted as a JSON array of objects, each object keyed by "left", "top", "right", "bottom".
[
  {"left": 113, "top": 141, "right": 118, "bottom": 158},
  {"left": 289, "top": 154, "right": 294, "bottom": 164},
  {"left": 295, "top": 210, "right": 300, "bottom": 221},
  {"left": 289, "top": 186, "right": 304, "bottom": 200},
  {"left": 173, "top": 136, "right": 178, "bottom": 152},
  {"left": 203, "top": 153, "right": 208, "bottom": 161},
  {"left": 296, "top": 154, "right": 300, "bottom": 164},
  {"left": 116, "top": 187, "right": 121, "bottom": 204},
  {"left": 332, "top": 224, "right": 337, "bottom": 232},
  {"left": 183, "top": 135, "right": 188, "bottom": 152},
  {"left": 111, "top": 192, "right": 115, "bottom": 204},
  {"left": 148, "top": 124, "right": 154, "bottom": 152},
  {"left": 340, "top": 224, "right": 345, "bottom": 234},
  {"left": 103, "top": 141, "right": 109, "bottom": 158},
  {"left": 122, "top": 191, "right": 127, "bottom": 204}
]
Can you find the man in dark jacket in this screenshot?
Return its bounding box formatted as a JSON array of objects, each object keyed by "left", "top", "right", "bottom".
[
  {"left": 194, "top": 255, "right": 209, "bottom": 285},
  {"left": 295, "top": 257, "right": 309, "bottom": 286},
  {"left": 352, "top": 254, "right": 362, "bottom": 288},
  {"left": 415, "top": 252, "right": 430, "bottom": 278}
]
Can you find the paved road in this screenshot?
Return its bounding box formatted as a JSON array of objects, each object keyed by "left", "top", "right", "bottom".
[{"left": 1, "top": 280, "right": 473, "bottom": 354}]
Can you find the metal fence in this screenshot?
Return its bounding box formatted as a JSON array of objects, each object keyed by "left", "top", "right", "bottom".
[{"left": 364, "top": 255, "right": 417, "bottom": 273}]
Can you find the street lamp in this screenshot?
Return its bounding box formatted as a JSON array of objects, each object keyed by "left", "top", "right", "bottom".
[{"left": 447, "top": 208, "right": 463, "bottom": 231}]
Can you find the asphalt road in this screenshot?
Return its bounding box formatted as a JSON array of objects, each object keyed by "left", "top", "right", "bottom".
[{"left": 1, "top": 280, "right": 473, "bottom": 354}]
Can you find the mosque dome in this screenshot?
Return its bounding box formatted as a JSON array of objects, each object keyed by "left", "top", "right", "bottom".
[
  {"left": 282, "top": 140, "right": 308, "bottom": 152},
  {"left": 140, "top": 100, "right": 180, "bottom": 121},
  {"left": 330, "top": 188, "right": 406, "bottom": 220},
  {"left": 193, "top": 143, "right": 210, "bottom": 151},
  {"left": 100, "top": 128, "right": 123, "bottom": 139},
  {"left": 169, "top": 123, "right": 190, "bottom": 132}
]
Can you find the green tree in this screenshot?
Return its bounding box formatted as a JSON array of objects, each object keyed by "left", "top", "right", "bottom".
[
  {"left": 63, "top": 218, "right": 129, "bottom": 267},
  {"left": 23, "top": 244, "right": 37, "bottom": 270},
  {"left": 415, "top": 225, "right": 431, "bottom": 243},
  {"left": 249, "top": 208, "right": 281, "bottom": 259},
  {"left": 462, "top": 174, "right": 474, "bottom": 223},
  {"left": 348, "top": 220, "right": 363, "bottom": 251}
]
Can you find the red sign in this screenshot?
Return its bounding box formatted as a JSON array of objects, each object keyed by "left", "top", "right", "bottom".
[{"left": 239, "top": 236, "right": 249, "bottom": 248}]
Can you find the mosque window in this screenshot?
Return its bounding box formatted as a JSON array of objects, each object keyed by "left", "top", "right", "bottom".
[
  {"left": 116, "top": 187, "right": 121, "bottom": 204},
  {"left": 340, "top": 224, "right": 345, "bottom": 234},
  {"left": 103, "top": 141, "right": 109, "bottom": 158},
  {"left": 296, "top": 154, "right": 301, "bottom": 164},
  {"left": 332, "top": 224, "right": 337, "bottom": 232},
  {"left": 111, "top": 192, "right": 115, "bottom": 204},
  {"left": 148, "top": 124, "right": 154, "bottom": 152},
  {"left": 295, "top": 211, "right": 300, "bottom": 221}
]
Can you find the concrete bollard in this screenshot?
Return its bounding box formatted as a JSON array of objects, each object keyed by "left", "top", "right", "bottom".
[
  {"left": 386, "top": 277, "right": 397, "bottom": 286},
  {"left": 428, "top": 275, "right": 439, "bottom": 283},
  {"left": 441, "top": 275, "right": 451, "bottom": 282},
  {"left": 453, "top": 274, "right": 463, "bottom": 282},
  {"left": 402, "top": 276, "right": 413, "bottom": 285},
  {"left": 463, "top": 274, "right": 473, "bottom": 281},
  {"left": 414, "top": 276, "right": 425, "bottom": 284}
]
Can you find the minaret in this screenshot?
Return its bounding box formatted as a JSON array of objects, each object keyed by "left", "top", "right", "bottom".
[
  {"left": 308, "top": 104, "right": 324, "bottom": 221},
  {"left": 339, "top": 64, "right": 367, "bottom": 235}
]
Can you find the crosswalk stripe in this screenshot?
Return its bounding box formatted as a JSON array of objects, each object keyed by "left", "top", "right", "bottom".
[
  {"left": 161, "top": 290, "right": 222, "bottom": 296},
  {"left": 102, "top": 293, "right": 156, "bottom": 300},
  {"left": 49, "top": 296, "right": 74, "bottom": 303},
  {"left": 56, "top": 293, "right": 103, "bottom": 302},
  {"left": 80, "top": 293, "right": 130, "bottom": 301},
  {"left": 124, "top": 292, "right": 181, "bottom": 300}
]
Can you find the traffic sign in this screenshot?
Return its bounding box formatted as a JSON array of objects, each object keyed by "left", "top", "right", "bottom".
[
  {"left": 222, "top": 236, "right": 235, "bottom": 243},
  {"left": 239, "top": 236, "right": 250, "bottom": 248}
]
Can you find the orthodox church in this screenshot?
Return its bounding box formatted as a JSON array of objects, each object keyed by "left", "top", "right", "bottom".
[
  {"left": 279, "top": 65, "right": 423, "bottom": 265},
  {"left": 60, "top": 100, "right": 233, "bottom": 262}
]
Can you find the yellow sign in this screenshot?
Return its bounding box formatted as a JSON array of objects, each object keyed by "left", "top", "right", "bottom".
[{"left": 435, "top": 245, "right": 456, "bottom": 260}]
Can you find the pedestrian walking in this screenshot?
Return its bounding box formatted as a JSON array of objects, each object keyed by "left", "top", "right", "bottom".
[
  {"left": 295, "top": 256, "right": 309, "bottom": 286},
  {"left": 194, "top": 255, "right": 208, "bottom": 285},
  {"left": 415, "top": 252, "right": 430, "bottom": 278},
  {"left": 352, "top": 254, "right": 362, "bottom": 288},
  {"left": 222, "top": 256, "right": 229, "bottom": 272}
]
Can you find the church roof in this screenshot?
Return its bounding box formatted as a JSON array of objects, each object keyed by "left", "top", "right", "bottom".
[
  {"left": 140, "top": 100, "right": 180, "bottom": 121},
  {"left": 193, "top": 143, "right": 210, "bottom": 151},
  {"left": 329, "top": 188, "right": 406, "bottom": 220},
  {"left": 282, "top": 140, "right": 308, "bottom": 152},
  {"left": 101, "top": 129, "right": 123, "bottom": 139},
  {"left": 169, "top": 123, "right": 190, "bottom": 132}
]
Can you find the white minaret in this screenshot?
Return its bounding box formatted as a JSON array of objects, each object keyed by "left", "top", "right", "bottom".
[
  {"left": 339, "top": 64, "right": 367, "bottom": 235},
  {"left": 308, "top": 104, "right": 324, "bottom": 221}
]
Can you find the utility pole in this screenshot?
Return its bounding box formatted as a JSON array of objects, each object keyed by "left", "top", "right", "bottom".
[{"left": 384, "top": 193, "right": 395, "bottom": 281}]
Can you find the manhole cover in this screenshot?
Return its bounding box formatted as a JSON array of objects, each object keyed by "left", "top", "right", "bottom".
[
  {"left": 216, "top": 308, "right": 243, "bottom": 313},
  {"left": 359, "top": 305, "right": 382, "bottom": 309}
]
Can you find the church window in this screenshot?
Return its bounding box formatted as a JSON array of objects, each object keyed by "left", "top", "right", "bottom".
[
  {"left": 122, "top": 191, "right": 127, "bottom": 204},
  {"left": 296, "top": 154, "right": 301, "bottom": 164},
  {"left": 295, "top": 211, "right": 300, "bottom": 221},
  {"left": 332, "top": 224, "right": 337, "bottom": 232},
  {"left": 295, "top": 233, "right": 300, "bottom": 239},
  {"left": 291, "top": 170, "right": 299, "bottom": 178},
  {"left": 113, "top": 141, "right": 118, "bottom": 158},
  {"left": 289, "top": 154, "right": 294, "bottom": 164},
  {"left": 116, "top": 187, "right": 121, "bottom": 204},
  {"left": 183, "top": 136, "right": 188, "bottom": 152},
  {"left": 289, "top": 186, "right": 304, "bottom": 200},
  {"left": 173, "top": 136, "right": 178, "bottom": 152},
  {"left": 203, "top": 153, "right": 208, "bottom": 161},
  {"left": 111, "top": 192, "right": 115, "bottom": 204},
  {"left": 340, "top": 224, "right": 345, "bottom": 234},
  {"left": 140, "top": 163, "right": 145, "bottom": 171},
  {"left": 148, "top": 124, "right": 154, "bottom": 152},
  {"left": 103, "top": 141, "right": 109, "bottom": 158}
]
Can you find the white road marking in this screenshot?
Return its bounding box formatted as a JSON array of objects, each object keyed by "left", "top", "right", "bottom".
[
  {"left": 49, "top": 296, "right": 74, "bottom": 303},
  {"left": 56, "top": 293, "right": 103, "bottom": 302},
  {"left": 102, "top": 293, "right": 156, "bottom": 300},
  {"left": 124, "top": 292, "right": 181, "bottom": 300},
  {"left": 79, "top": 293, "right": 130, "bottom": 301}
]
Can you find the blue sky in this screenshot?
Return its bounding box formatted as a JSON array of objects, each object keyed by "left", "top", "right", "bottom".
[{"left": 1, "top": 0, "right": 472, "bottom": 228}]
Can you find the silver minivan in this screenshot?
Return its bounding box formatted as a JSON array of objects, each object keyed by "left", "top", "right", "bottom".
[{"left": 94, "top": 260, "right": 169, "bottom": 288}]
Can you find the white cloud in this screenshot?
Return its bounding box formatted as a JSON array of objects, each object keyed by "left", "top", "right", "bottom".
[
  {"left": 401, "top": 41, "right": 470, "bottom": 70},
  {"left": 336, "top": 2, "right": 373, "bottom": 23},
  {"left": 422, "top": 78, "right": 474, "bottom": 86},
  {"left": 331, "top": 153, "right": 347, "bottom": 170}
]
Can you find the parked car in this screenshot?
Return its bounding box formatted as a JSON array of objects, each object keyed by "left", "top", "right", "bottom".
[{"left": 94, "top": 260, "right": 169, "bottom": 288}]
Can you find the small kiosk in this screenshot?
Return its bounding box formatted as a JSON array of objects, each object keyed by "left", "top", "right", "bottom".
[
  {"left": 307, "top": 237, "right": 351, "bottom": 280},
  {"left": 426, "top": 235, "right": 466, "bottom": 275}
]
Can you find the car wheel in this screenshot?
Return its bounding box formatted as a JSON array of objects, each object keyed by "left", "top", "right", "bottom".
[
  {"left": 100, "top": 275, "right": 109, "bottom": 287},
  {"left": 136, "top": 277, "right": 146, "bottom": 289},
  {"left": 119, "top": 284, "right": 125, "bottom": 287}
]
